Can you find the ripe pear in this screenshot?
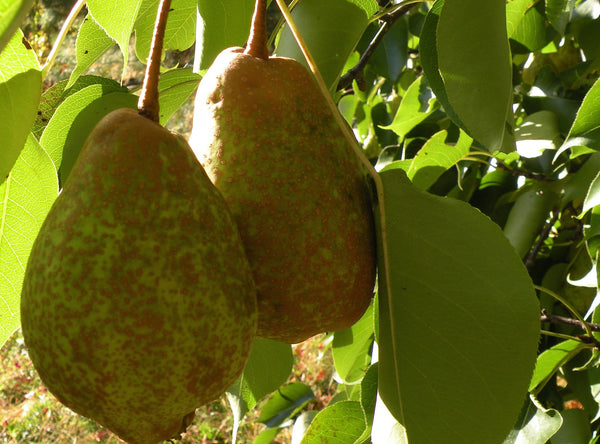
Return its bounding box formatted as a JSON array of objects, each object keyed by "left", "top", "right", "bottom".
[
  {"left": 20, "top": 108, "right": 257, "bottom": 444},
  {"left": 189, "top": 0, "right": 376, "bottom": 343}
]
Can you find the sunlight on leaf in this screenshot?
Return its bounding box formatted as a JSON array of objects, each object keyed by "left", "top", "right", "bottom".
[{"left": 0, "top": 135, "right": 57, "bottom": 347}]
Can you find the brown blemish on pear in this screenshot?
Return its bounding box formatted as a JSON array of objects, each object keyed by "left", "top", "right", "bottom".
[{"left": 189, "top": 0, "right": 376, "bottom": 343}]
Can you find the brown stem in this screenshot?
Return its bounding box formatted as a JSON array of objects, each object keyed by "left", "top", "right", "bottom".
[
  {"left": 138, "top": 0, "right": 173, "bottom": 122},
  {"left": 244, "top": 0, "right": 269, "bottom": 60},
  {"left": 541, "top": 310, "right": 600, "bottom": 332},
  {"left": 337, "top": 3, "right": 416, "bottom": 91},
  {"left": 525, "top": 207, "right": 559, "bottom": 270}
]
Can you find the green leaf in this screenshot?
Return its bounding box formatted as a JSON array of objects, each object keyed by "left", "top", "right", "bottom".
[
  {"left": 254, "top": 427, "right": 282, "bottom": 444},
  {"left": 582, "top": 170, "right": 600, "bottom": 215},
  {"left": 39, "top": 84, "right": 137, "bottom": 183},
  {"left": 382, "top": 75, "right": 438, "bottom": 141},
  {"left": 515, "top": 111, "right": 561, "bottom": 158},
  {"left": 357, "top": 363, "right": 378, "bottom": 442},
  {"left": 195, "top": 0, "right": 256, "bottom": 70},
  {"left": 257, "top": 382, "right": 314, "bottom": 428},
  {"left": 0, "top": 30, "right": 41, "bottom": 182},
  {"left": 419, "top": 1, "right": 463, "bottom": 130},
  {"left": 437, "top": 0, "right": 512, "bottom": 151},
  {"left": 0, "top": 134, "right": 58, "bottom": 347},
  {"left": 134, "top": 0, "right": 196, "bottom": 63},
  {"left": 503, "top": 183, "right": 561, "bottom": 259},
  {"left": 511, "top": 4, "right": 552, "bottom": 51},
  {"left": 404, "top": 129, "right": 472, "bottom": 190},
  {"left": 156, "top": 68, "right": 200, "bottom": 125},
  {"left": 86, "top": 0, "right": 144, "bottom": 75},
  {"left": 332, "top": 301, "right": 374, "bottom": 384},
  {"left": 275, "top": 0, "right": 378, "bottom": 90},
  {"left": 529, "top": 339, "right": 588, "bottom": 394},
  {"left": 546, "top": 0, "right": 577, "bottom": 35},
  {"left": 375, "top": 168, "right": 540, "bottom": 444},
  {"left": 227, "top": 338, "right": 292, "bottom": 440},
  {"left": 0, "top": 0, "right": 34, "bottom": 53},
  {"left": 33, "top": 75, "right": 126, "bottom": 139},
  {"left": 506, "top": 0, "right": 535, "bottom": 38},
  {"left": 549, "top": 409, "right": 591, "bottom": 443},
  {"left": 66, "top": 14, "right": 115, "bottom": 89},
  {"left": 300, "top": 401, "right": 366, "bottom": 444},
  {"left": 503, "top": 399, "right": 562, "bottom": 444},
  {"left": 563, "top": 77, "right": 600, "bottom": 151}
]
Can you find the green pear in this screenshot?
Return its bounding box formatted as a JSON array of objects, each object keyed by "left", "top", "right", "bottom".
[
  {"left": 189, "top": 0, "right": 376, "bottom": 343},
  {"left": 20, "top": 108, "right": 257, "bottom": 444}
]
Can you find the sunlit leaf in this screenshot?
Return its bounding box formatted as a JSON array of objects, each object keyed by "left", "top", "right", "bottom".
[
  {"left": 66, "top": 14, "right": 115, "bottom": 89},
  {"left": 0, "top": 30, "right": 41, "bottom": 181},
  {"left": 0, "top": 0, "right": 34, "bottom": 53},
  {"left": 529, "top": 339, "right": 588, "bottom": 394},
  {"left": 300, "top": 401, "right": 366, "bottom": 444},
  {"left": 0, "top": 135, "right": 57, "bottom": 347},
  {"left": 134, "top": 0, "right": 196, "bottom": 63},
  {"left": 87, "top": 0, "right": 144, "bottom": 75}
]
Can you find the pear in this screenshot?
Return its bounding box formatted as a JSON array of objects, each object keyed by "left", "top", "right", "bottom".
[
  {"left": 20, "top": 108, "right": 257, "bottom": 444},
  {"left": 189, "top": 0, "right": 376, "bottom": 343}
]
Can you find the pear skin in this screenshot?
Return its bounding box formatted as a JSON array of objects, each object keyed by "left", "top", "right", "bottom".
[
  {"left": 21, "top": 108, "right": 257, "bottom": 444},
  {"left": 190, "top": 47, "right": 376, "bottom": 344}
]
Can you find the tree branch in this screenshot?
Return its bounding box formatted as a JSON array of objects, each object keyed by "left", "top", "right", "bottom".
[
  {"left": 541, "top": 309, "right": 600, "bottom": 333},
  {"left": 337, "top": 3, "right": 416, "bottom": 91},
  {"left": 525, "top": 207, "right": 559, "bottom": 270}
]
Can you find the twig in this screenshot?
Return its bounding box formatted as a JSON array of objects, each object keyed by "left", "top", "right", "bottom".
[
  {"left": 337, "top": 3, "right": 416, "bottom": 91},
  {"left": 496, "top": 162, "right": 552, "bottom": 181},
  {"left": 138, "top": 0, "right": 172, "bottom": 122},
  {"left": 524, "top": 207, "right": 559, "bottom": 270},
  {"left": 41, "top": 0, "right": 87, "bottom": 80},
  {"left": 541, "top": 310, "right": 600, "bottom": 348},
  {"left": 541, "top": 310, "right": 600, "bottom": 332}
]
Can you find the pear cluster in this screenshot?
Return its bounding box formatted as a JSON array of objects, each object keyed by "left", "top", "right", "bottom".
[{"left": 20, "top": 0, "right": 376, "bottom": 442}]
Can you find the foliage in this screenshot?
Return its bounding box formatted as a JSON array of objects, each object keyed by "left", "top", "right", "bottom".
[{"left": 3, "top": 0, "right": 600, "bottom": 442}]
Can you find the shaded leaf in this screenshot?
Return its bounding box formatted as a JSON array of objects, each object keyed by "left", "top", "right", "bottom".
[
  {"left": 0, "top": 135, "right": 57, "bottom": 347},
  {"left": 437, "top": 0, "right": 512, "bottom": 151},
  {"left": 0, "top": 0, "right": 34, "bottom": 53},
  {"left": 39, "top": 84, "right": 137, "bottom": 183},
  {"left": 503, "top": 398, "right": 562, "bottom": 444},
  {"left": 195, "top": 0, "right": 255, "bottom": 70},
  {"left": 0, "top": 30, "right": 41, "bottom": 181},
  {"left": 227, "top": 338, "right": 292, "bottom": 440},
  {"left": 275, "top": 0, "right": 378, "bottom": 91},
  {"left": 375, "top": 168, "right": 540, "bottom": 443}
]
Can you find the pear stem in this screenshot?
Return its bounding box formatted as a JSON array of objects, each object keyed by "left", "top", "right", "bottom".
[
  {"left": 138, "top": 0, "right": 172, "bottom": 122},
  {"left": 244, "top": 0, "right": 270, "bottom": 59}
]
